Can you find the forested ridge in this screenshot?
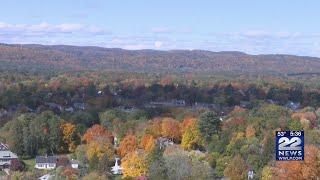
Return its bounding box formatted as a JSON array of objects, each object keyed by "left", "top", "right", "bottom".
[{"left": 1, "top": 43, "right": 320, "bottom": 75}]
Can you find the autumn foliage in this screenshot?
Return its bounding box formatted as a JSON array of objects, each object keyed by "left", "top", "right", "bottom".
[
  {"left": 121, "top": 150, "right": 148, "bottom": 178},
  {"left": 292, "top": 112, "right": 318, "bottom": 128},
  {"left": 145, "top": 118, "right": 162, "bottom": 138},
  {"left": 118, "top": 134, "right": 138, "bottom": 157},
  {"left": 181, "top": 118, "right": 204, "bottom": 150},
  {"left": 180, "top": 117, "right": 197, "bottom": 134},
  {"left": 161, "top": 118, "right": 181, "bottom": 142},
  {"left": 139, "top": 134, "right": 156, "bottom": 152},
  {"left": 61, "top": 123, "right": 78, "bottom": 152},
  {"left": 86, "top": 138, "right": 114, "bottom": 161},
  {"left": 270, "top": 145, "right": 320, "bottom": 179},
  {"left": 82, "top": 124, "right": 113, "bottom": 143},
  {"left": 245, "top": 125, "right": 256, "bottom": 138},
  {"left": 82, "top": 124, "right": 115, "bottom": 162}
]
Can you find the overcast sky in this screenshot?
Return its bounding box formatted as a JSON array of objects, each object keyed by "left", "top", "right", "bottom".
[{"left": 1, "top": 0, "right": 320, "bottom": 57}]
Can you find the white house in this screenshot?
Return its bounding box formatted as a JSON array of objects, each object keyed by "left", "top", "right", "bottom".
[
  {"left": 0, "top": 142, "right": 18, "bottom": 170},
  {"left": 70, "top": 159, "right": 79, "bottom": 169},
  {"left": 35, "top": 156, "right": 58, "bottom": 170},
  {"left": 247, "top": 170, "right": 254, "bottom": 179},
  {"left": 111, "top": 158, "right": 122, "bottom": 175}
]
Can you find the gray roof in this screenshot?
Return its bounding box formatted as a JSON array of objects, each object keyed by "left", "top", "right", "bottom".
[
  {"left": 35, "top": 156, "right": 58, "bottom": 164},
  {"left": 0, "top": 150, "right": 18, "bottom": 159},
  {"left": 70, "top": 159, "right": 80, "bottom": 164},
  {"left": 0, "top": 143, "right": 9, "bottom": 151}
]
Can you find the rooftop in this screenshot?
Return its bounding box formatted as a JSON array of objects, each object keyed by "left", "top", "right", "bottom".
[
  {"left": 35, "top": 156, "right": 58, "bottom": 164},
  {"left": 0, "top": 150, "right": 18, "bottom": 159},
  {"left": 0, "top": 143, "right": 9, "bottom": 151}
]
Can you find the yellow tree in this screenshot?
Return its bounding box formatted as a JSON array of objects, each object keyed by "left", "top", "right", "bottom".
[
  {"left": 181, "top": 119, "right": 204, "bottom": 150},
  {"left": 122, "top": 150, "right": 148, "bottom": 178},
  {"left": 86, "top": 137, "right": 115, "bottom": 161},
  {"left": 261, "top": 166, "right": 273, "bottom": 180},
  {"left": 118, "top": 134, "right": 138, "bottom": 157},
  {"left": 180, "top": 117, "right": 197, "bottom": 134},
  {"left": 61, "top": 123, "right": 78, "bottom": 152}
]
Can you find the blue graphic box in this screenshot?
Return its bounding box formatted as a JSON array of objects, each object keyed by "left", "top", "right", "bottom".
[{"left": 276, "top": 131, "right": 304, "bottom": 161}]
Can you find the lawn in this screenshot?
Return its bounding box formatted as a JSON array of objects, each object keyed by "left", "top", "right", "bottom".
[{"left": 22, "top": 158, "right": 35, "bottom": 171}]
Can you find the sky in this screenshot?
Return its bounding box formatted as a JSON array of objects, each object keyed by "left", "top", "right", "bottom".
[{"left": 0, "top": 0, "right": 320, "bottom": 56}]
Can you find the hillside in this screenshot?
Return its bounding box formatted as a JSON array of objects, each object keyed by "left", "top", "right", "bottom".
[{"left": 1, "top": 43, "right": 320, "bottom": 75}]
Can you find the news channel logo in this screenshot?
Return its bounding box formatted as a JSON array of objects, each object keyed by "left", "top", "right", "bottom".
[{"left": 276, "top": 131, "right": 304, "bottom": 161}]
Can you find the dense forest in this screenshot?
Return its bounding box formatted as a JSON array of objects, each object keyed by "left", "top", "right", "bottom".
[
  {"left": 2, "top": 43, "right": 320, "bottom": 76},
  {"left": 0, "top": 70, "right": 319, "bottom": 179}
]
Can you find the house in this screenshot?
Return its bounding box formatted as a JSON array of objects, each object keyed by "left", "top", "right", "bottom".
[
  {"left": 111, "top": 158, "right": 122, "bottom": 175},
  {"left": 0, "top": 143, "right": 8, "bottom": 151},
  {"left": 113, "top": 137, "right": 119, "bottom": 148},
  {"left": 171, "top": 99, "right": 186, "bottom": 107},
  {"left": 240, "top": 101, "right": 252, "bottom": 109},
  {"left": 35, "top": 156, "right": 58, "bottom": 170},
  {"left": 247, "top": 169, "right": 254, "bottom": 179},
  {"left": 285, "top": 101, "right": 301, "bottom": 111},
  {"left": 70, "top": 159, "right": 79, "bottom": 169},
  {"left": 65, "top": 107, "right": 74, "bottom": 113},
  {"left": 35, "top": 155, "right": 79, "bottom": 170},
  {"left": 0, "top": 143, "right": 18, "bottom": 170},
  {"left": 192, "top": 102, "right": 220, "bottom": 111},
  {"left": 146, "top": 99, "right": 186, "bottom": 108},
  {"left": 45, "top": 103, "right": 63, "bottom": 113},
  {"left": 73, "top": 103, "right": 85, "bottom": 111}
]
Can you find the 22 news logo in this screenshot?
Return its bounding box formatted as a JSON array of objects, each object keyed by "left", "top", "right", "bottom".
[{"left": 276, "top": 131, "right": 304, "bottom": 161}]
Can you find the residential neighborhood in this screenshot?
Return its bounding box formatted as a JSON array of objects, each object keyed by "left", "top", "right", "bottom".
[{"left": 0, "top": 73, "right": 319, "bottom": 179}]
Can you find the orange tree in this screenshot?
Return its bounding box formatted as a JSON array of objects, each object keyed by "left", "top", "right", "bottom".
[
  {"left": 82, "top": 124, "right": 113, "bottom": 143},
  {"left": 161, "top": 118, "right": 181, "bottom": 142},
  {"left": 139, "top": 134, "right": 156, "bottom": 152},
  {"left": 118, "top": 134, "right": 138, "bottom": 157}
]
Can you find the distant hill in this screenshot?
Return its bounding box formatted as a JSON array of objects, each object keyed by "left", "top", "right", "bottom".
[{"left": 1, "top": 43, "right": 320, "bottom": 75}]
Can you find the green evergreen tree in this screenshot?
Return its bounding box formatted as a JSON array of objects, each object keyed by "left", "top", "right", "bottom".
[{"left": 198, "top": 111, "right": 221, "bottom": 141}]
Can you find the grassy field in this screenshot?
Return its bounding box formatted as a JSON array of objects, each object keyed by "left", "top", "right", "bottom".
[{"left": 22, "top": 158, "right": 35, "bottom": 171}]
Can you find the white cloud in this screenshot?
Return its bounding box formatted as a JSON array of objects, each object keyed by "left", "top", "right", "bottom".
[
  {"left": 229, "top": 30, "right": 301, "bottom": 39},
  {"left": 1, "top": 23, "right": 320, "bottom": 57},
  {"left": 56, "top": 23, "right": 84, "bottom": 32},
  {"left": 0, "top": 22, "right": 106, "bottom": 36}
]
